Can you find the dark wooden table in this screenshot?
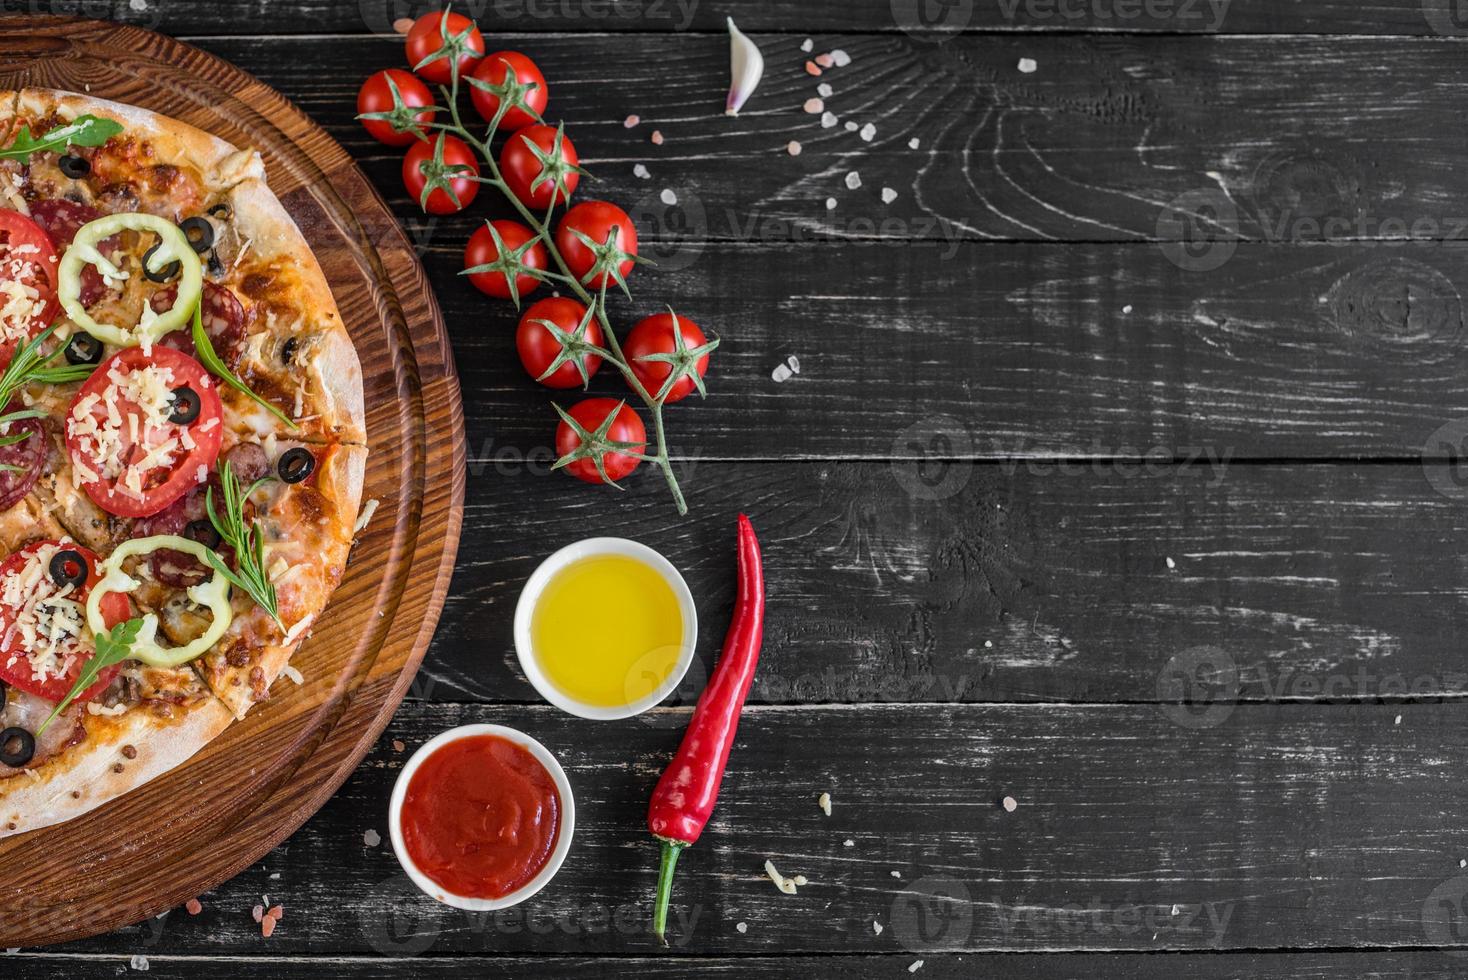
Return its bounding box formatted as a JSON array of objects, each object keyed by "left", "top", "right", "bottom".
[{"left": 13, "top": 0, "right": 1468, "bottom": 975}]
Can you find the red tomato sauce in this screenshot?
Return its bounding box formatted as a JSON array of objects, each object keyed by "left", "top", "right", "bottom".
[{"left": 400, "top": 734, "right": 562, "bottom": 900}]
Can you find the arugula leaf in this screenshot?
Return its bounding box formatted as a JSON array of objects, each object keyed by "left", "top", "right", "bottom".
[
  {"left": 191, "top": 302, "right": 297, "bottom": 429},
  {"left": 36, "top": 618, "right": 144, "bottom": 736},
  {"left": 205, "top": 460, "right": 285, "bottom": 630},
  {"left": 0, "top": 325, "right": 96, "bottom": 472},
  {"left": 0, "top": 114, "right": 123, "bottom": 163}
]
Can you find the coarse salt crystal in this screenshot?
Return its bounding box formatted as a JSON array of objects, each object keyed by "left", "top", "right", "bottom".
[
  {"left": 1003, "top": 796, "right": 1018, "bottom": 812},
  {"left": 392, "top": 740, "right": 406, "bottom": 752},
  {"left": 909, "top": 961, "right": 924, "bottom": 974},
  {"left": 873, "top": 921, "right": 884, "bottom": 934},
  {"left": 815, "top": 53, "right": 834, "bottom": 68},
  {"left": 891, "top": 870, "right": 902, "bottom": 878},
  {"left": 805, "top": 61, "right": 822, "bottom": 76},
  {"left": 821, "top": 112, "right": 838, "bottom": 129},
  {"left": 185, "top": 898, "right": 202, "bottom": 915},
  {"left": 909, "top": 137, "right": 921, "bottom": 149},
  {"left": 660, "top": 189, "right": 678, "bottom": 206},
  {"left": 801, "top": 38, "right": 813, "bottom": 52},
  {"left": 825, "top": 198, "right": 837, "bottom": 210},
  {"left": 623, "top": 114, "right": 640, "bottom": 128},
  {"left": 831, "top": 49, "right": 851, "bottom": 67},
  {"left": 130, "top": 955, "right": 149, "bottom": 972},
  {"left": 392, "top": 16, "right": 414, "bottom": 33},
  {"left": 859, "top": 123, "right": 876, "bottom": 142},
  {"left": 650, "top": 130, "right": 664, "bottom": 145},
  {"left": 736, "top": 921, "right": 748, "bottom": 933},
  {"left": 1122, "top": 304, "right": 1133, "bottom": 314},
  {"left": 845, "top": 171, "right": 861, "bottom": 190},
  {"left": 818, "top": 792, "right": 832, "bottom": 815},
  {"left": 881, "top": 187, "right": 897, "bottom": 204},
  {"left": 364, "top": 828, "right": 381, "bottom": 847},
  {"left": 803, "top": 97, "right": 824, "bottom": 114},
  {"left": 817, "top": 83, "right": 833, "bottom": 97},
  {"left": 787, "top": 141, "right": 802, "bottom": 156},
  {"left": 844, "top": 838, "right": 855, "bottom": 847},
  {"left": 1018, "top": 57, "right": 1038, "bottom": 73},
  {"left": 844, "top": 121, "right": 858, "bottom": 132},
  {"left": 1166, "top": 557, "right": 1176, "bottom": 569},
  {"left": 252, "top": 905, "right": 264, "bottom": 923},
  {"left": 633, "top": 164, "right": 651, "bottom": 179}
]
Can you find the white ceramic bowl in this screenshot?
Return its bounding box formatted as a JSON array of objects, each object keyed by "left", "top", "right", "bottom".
[
  {"left": 513, "top": 537, "right": 697, "bottom": 720},
  {"left": 388, "top": 724, "right": 575, "bottom": 911}
]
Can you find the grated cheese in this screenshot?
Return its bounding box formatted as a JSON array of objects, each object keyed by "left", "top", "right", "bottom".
[
  {"left": 67, "top": 361, "right": 186, "bottom": 500},
  {"left": 353, "top": 498, "right": 380, "bottom": 534},
  {"left": 0, "top": 541, "right": 94, "bottom": 685}
]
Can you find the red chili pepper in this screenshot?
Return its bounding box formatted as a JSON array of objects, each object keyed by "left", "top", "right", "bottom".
[{"left": 648, "top": 513, "right": 764, "bottom": 945}]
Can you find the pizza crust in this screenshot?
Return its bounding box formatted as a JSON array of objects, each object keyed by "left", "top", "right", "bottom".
[{"left": 0, "top": 695, "right": 233, "bottom": 839}]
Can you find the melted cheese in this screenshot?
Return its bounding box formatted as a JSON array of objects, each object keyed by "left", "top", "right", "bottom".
[
  {"left": 0, "top": 541, "right": 93, "bottom": 685},
  {"left": 67, "top": 361, "right": 186, "bottom": 498}
]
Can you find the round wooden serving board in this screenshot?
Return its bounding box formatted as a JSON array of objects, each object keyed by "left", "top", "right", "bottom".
[{"left": 0, "top": 18, "right": 464, "bottom": 946}]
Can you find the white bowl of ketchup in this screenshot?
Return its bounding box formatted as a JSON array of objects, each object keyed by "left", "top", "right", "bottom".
[{"left": 388, "top": 724, "right": 575, "bottom": 911}]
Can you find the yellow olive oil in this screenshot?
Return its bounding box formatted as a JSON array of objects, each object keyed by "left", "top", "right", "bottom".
[{"left": 530, "top": 554, "right": 683, "bottom": 707}]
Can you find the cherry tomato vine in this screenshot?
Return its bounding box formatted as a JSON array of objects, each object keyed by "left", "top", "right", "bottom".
[{"left": 358, "top": 10, "right": 718, "bottom": 515}]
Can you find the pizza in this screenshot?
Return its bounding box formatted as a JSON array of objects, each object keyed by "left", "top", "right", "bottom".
[{"left": 0, "top": 89, "right": 367, "bottom": 836}]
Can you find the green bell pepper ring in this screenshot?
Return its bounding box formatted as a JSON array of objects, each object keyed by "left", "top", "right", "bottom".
[
  {"left": 58, "top": 213, "right": 203, "bottom": 349},
  {"left": 85, "top": 535, "right": 233, "bottom": 667}
]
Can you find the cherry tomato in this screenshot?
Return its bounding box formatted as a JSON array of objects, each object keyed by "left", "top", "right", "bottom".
[
  {"left": 402, "top": 135, "right": 480, "bottom": 215},
  {"left": 463, "top": 220, "right": 547, "bottom": 300},
  {"left": 405, "top": 11, "right": 484, "bottom": 85},
  {"left": 0, "top": 209, "right": 60, "bottom": 364},
  {"left": 555, "top": 201, "right": 638, "bottom": 290},
  {"left": 624, "top": 311, "right": 713, "bottom": 403},
  {"left": 555, "top": 398, "right": 646, "bottom": 484},
  {"left": 470, "top": 51, "right": 548, "bottom": 131},
  {"left": 500, "top": 124, "right": 579, "bottom": 211},
  {"left": 0, "top": 540, "right": 131, "bottom": 704},
  {"left": 516, "top": 297, "right": 602, "bottom": 388},
  {"left": 357, "top": 69, "right": 436, "bottom": 147},
  {"left": 64, "top": 346, "right": 224, "bottom": 519}
]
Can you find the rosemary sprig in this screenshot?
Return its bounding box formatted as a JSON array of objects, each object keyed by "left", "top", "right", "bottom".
[
  {"left": 204, "top": 460, "right": 284, "bottom": 631},
  {"left": 0, "top": 324, "right": 96, "bottom": 472},
  {"left": 191, "top": 301, "right": 297, "bottom": 429},
  {"left": 36, "top": 618, "right": 143, "bottom": 735}
]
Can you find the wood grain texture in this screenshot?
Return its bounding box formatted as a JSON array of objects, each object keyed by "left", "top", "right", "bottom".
[
  {"left": 0, "top": 19, "right": 463, "bottom": 948},
  {"left": 199, "top": 33, "right": 1468, "bottom": 247},
  {"left": 72, "top": 0, "right": 1468, "bottom": 37},
  {"left": 37, "top": 701, "right": 1468, "bottom": 956},
  {"left": 419, "top": 461, "right": 1468, "bottom": 706}
]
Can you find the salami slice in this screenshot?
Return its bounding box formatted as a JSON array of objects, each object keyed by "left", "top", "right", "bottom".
[
  {"left": 151, "top": 281, "right": 247, "bottom": 367},
  {"left": 29, "top": 200, "right": 109, "bottom": 306},
  {"left": 131, "top": 444, "right": 264, "bottom": 586},
  {"left": 0, "top": 417, "right": 45, "bottom": 512}
]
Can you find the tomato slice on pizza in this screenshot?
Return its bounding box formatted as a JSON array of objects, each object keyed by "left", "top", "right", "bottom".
[
  {"left": 0, "top": 540, "right": 131, "bottom": 703},
  {"left": 64, "top": 346, "right": 224, "bottom": 519},
  {"left": 0, "top": 209, "right": 61, "bottom": 366}
]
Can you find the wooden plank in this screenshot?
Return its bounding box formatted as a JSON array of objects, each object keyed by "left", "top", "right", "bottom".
[
  {"left": 36, "top": 701, "right": 1468, "bottom": 955},
  {"left": 199, "top": 33, "right": 1468, "bottom": 247},
  {"left": 4, "top": 951, "right": 1463, "bottom": 979},
  {"left": 422, "top": 461, "right": 1468, "bottom": 705},
  {"left": 104, "top": 0, "right": 1468, "bottom": 38}
]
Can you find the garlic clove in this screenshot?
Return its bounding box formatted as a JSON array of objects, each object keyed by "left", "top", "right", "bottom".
[{"left": 725, "top": 17, "right": 764, "bottom": 117}]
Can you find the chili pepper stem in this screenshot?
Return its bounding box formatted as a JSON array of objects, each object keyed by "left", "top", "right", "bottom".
[{"left": 653, "top": 837, "right": 688, "bottom": 946}]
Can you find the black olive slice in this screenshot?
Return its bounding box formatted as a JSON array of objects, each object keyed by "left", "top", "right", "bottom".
[
  {"left": 207, "top": 252, "right": 226, "bottom": 277},
  {"left": 280, "top": 337, "right": 299, "bottom": 365},
  {"left": 168, "top": 386, "right": 202, "bottom": 425},
  {"left": 142, "top": 241, "right": 181, "bottom": 283},
  {"left": 207, "top": 202, "right": 232, "bottom": 220},
  {"left": 277, "top": 447, "right": 315, "bottom": 484},
  {"left": 64, "top": 332, "right": 104, "bottom": 366},
  {"left": 179, "top": 216, "right": 215, "bottom": 254},
  {"left": 58, "top": 154, "right": 90, "bottom": 179},
  {"left": 48, "top": 549, "right": 88, "bottom": 589},
  {"left": 0, "top": 727, "right": 34, "bottom": 768},
  {"left": 184, "top": 519, "right": 222, "bottom": 550}
]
